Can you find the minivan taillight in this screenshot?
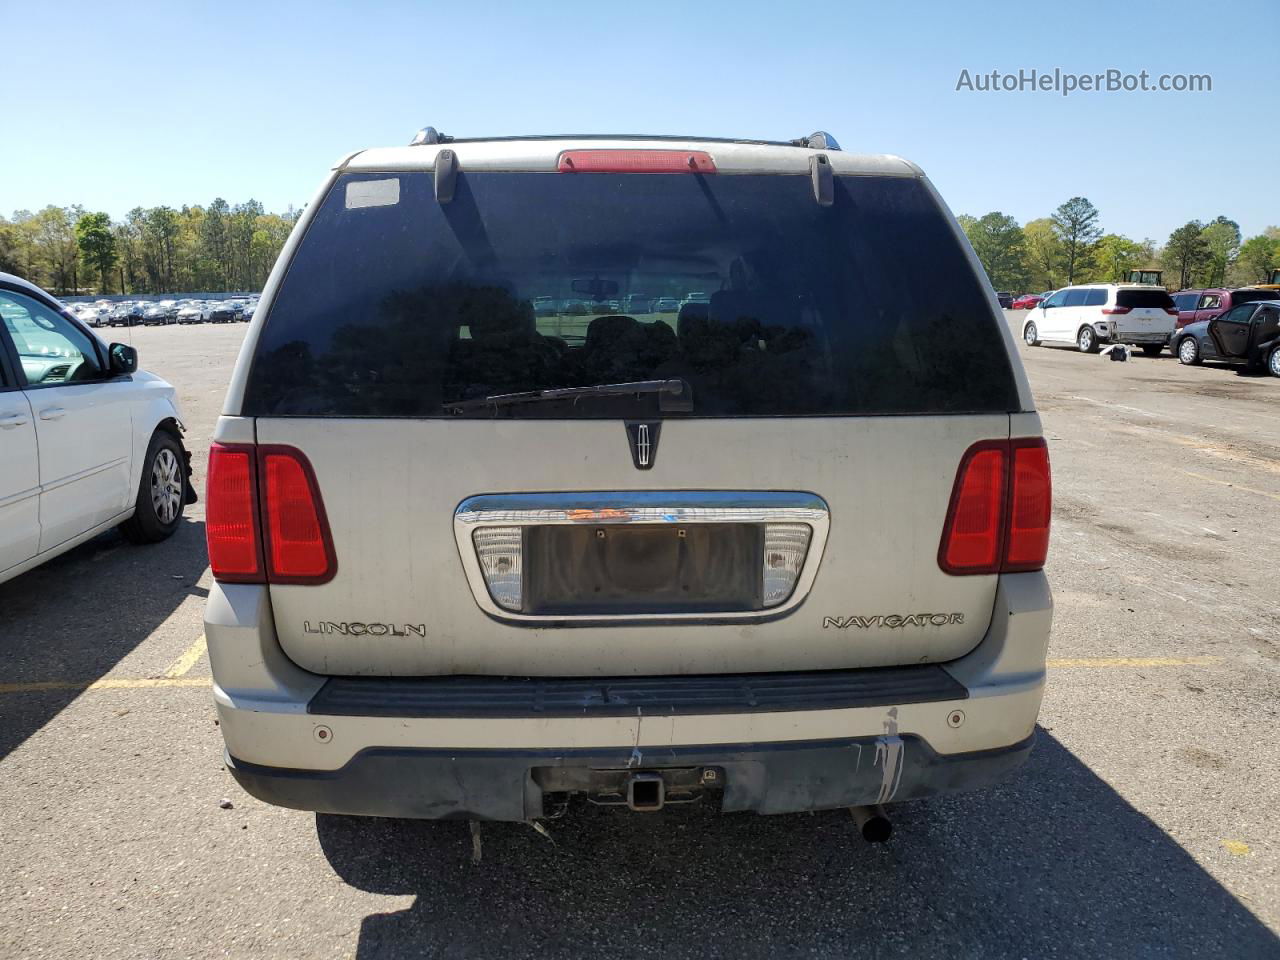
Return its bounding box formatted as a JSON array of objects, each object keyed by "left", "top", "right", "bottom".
[
  {"left": 938, "top": 438, "right": 1051, "bottom": 575},
  {"left": 1101, "top": 306, "right": 1131, "bottom": 315},
  {"left": 205, "top": 443, "right": 336, "bottom": 585}
]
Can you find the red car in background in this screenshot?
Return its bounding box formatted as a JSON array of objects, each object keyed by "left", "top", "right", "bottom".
[{"left": 1012, "top": 291, "right": 1052, "bottom": 309}]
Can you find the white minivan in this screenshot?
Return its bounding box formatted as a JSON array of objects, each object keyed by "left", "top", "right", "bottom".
[
  {"left": 0, "top": 273, "right": 194, "bottom": 586},
  {"left": 1022, "top": 284, "right": 1177, "bottom": 355}
]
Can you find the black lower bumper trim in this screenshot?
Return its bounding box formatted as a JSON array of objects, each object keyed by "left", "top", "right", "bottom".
[
  {"left": 307, "top": 665, "right": 967, "bottom": 719},
  {"left": 226, "top": 732, "right": 1034, "bottom": 821}
]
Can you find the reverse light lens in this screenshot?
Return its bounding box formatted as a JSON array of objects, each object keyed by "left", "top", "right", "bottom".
[
  {"left": 206, "top": 445, "right": 261, "bottom": 581},
  {"left": 762, "top": 523, "right": 812, "bottom": 607},
  {"left": 262, "top": 451, "right": 334, "bottom": 582},
  {"left": 473, "top": 527, "right": 524, "bottom": 611}
]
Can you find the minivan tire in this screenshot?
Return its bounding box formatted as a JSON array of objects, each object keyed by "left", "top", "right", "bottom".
[
  {"left": 1077, "top": 327, "right": 1099, "bottom": 353},
  {"left": 1023, "top": 322, "right": 1039, "bottom": 346},
  {"left": 1140, "top": 344, "right": 1164, "bottom": 357},
  {"left": 119, "top": 431, "right": 186, "bottom": 544},
  {"left": 1269, "top": 346, "right": 1280, "bottom": 378},
  {"left": 1178, "top": 337, "right": 1201, "bottom": 365}
]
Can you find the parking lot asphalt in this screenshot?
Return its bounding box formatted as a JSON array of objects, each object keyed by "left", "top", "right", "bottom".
[{"left": 1, "top": 316, "right": 1277, "bottom": 959}]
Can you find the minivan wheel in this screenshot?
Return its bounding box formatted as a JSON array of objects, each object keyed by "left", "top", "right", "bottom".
[
  {"left": 1178, "top": 337, "right": 1201, "bottom": 365},
  {"left": 119, "top": 431, "right": 186, "bottom": 544},
  {"left": 1023, "top": 322, "right": 1039, "bottom": 346},
  {"left": 1269, "top": 346, "right": 1280, "bottom": 378},
  {"left": 1140, "top": 344, "right": 1163, "bottom": 357},
  {"left": 1077, "top": 327, "right": 1099, "bottom": 353}
]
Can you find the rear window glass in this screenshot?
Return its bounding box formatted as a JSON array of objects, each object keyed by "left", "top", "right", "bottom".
[
  {"left": 1117, "top": 289, "right": 1175, "bottom": 309},
  {"left": 244, "top": 171, "right": 1018, "bottom": 418},
  {"left": 1084, "top": 289, "right": 1107, "bottom": 306},
  {"left": 1231, "top": 289, "right": 1278, "bottom": 305}
]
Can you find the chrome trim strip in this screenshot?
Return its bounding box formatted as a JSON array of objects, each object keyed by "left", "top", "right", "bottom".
[{"left": 454, "top": 491, "right": 830, "bottom": 624}]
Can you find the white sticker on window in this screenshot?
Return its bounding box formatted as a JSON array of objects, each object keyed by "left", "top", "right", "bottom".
[{"left": 345, "top": 178, "right": 400, "bottom": 210}]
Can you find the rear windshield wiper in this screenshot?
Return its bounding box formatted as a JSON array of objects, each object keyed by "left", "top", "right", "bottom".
[{"left": 445, "top": 378, "right": 692, "bottom": 414}]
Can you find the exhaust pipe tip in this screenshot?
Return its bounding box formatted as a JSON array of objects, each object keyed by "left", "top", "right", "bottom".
[{"left": 849, "top": 804, "right": 892, "bottom": 843}]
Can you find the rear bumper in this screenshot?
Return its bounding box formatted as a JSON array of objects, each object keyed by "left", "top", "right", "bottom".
[
  {"left": 206, "top": 572, "right": 1052, "bottom": 819},
  {"left": 226, "top": 732, "right": 1035, "bottom": 820}
]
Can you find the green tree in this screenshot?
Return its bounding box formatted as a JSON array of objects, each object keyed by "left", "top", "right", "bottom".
[
  {"left": 1091, "top": 234, "right": 1145, "bottom": 282},
  {"left": 962, "top": 212, "right": 1028, "bottom": 290},
  {"left": 1232, "top": 231, "right": 1280, "bottom": 285},
  {"left": 1163, "top": 221, "right": 1211, "bottom": 290},
  {"left": 1199, "top": 216, "right": 1241, "bottom": 287},
  {"left": 1051, "top": 197, "right": 1103, "bottom": 284},
  {"left": 1021, "top": 218, "right": 1062, "bottom": 290},
  {"left": 141, "top": 207, "right": 180, "bottom": 292},
  {"left": 33, "top": 205, "right": 82, "bottom": 293},
  {"left": 76, "top": 212, "right": 117, "bottom": 293}
]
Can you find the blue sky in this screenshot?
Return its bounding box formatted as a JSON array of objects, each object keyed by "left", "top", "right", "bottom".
[{"left": 4, "top": 0, "right": 1274, "bottom": 241}]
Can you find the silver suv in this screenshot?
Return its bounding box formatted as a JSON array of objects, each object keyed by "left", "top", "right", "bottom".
[{"left": 204, "top": 131, "right": 1052, "bottom": 826}]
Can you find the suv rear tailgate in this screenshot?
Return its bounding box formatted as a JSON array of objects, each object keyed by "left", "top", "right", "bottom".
[{"left": 258, "top": 414, "right": 1008, "bottom": 676}]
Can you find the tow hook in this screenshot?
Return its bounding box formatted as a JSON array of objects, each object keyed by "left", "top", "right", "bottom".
[
  {"left": 849, "top": 804, "right": 892, "bottom": 843},
  {"left": 626, "top": 772, "right": 666, "bottom": 812}
]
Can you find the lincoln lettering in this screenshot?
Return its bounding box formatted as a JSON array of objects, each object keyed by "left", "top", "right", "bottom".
[
  {"left": 303, "top": 621, "right": 427, "bottom": 637},
  {"left": 823, "top": 614, "right": 965, "bottom": 629}
]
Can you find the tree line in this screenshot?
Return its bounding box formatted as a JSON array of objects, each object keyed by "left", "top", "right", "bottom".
[
  {"left": 958, "top": 199, "right": 1280, "bottom": 293},
  {"left": 0, "top": 201, "right": 302, "bottom": 296}
]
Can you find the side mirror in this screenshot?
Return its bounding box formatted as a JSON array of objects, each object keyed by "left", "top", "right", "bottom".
[{"left": 109, "top": 342, "right": 138, "bottom": 375}]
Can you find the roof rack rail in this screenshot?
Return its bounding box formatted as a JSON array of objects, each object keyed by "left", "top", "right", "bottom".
[
  {"left": 409, "top": 126, "right": 452, "bottom": 146},
  {"left": 794, "top": 131, "right": 841, "bottom": 151},
  {"left": 405, "top": 131, "right": 840, "bottom": 150}
]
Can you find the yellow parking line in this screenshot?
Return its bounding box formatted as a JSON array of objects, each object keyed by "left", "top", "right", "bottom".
[
  {"left": 163, "top": 635, "right": 208, "bottom": 678},
  {"left": 1182, "top": 471, "right": 1280, "bottom": 504},
  {"left": 0, "top": 677, "right": 211, "bottom": 694},
  {"left": 1047, "top": 656, "right": 1220, "bottom": 668}
]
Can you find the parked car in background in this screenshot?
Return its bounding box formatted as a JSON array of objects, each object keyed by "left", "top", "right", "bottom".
[
  {"left": 1011, "top": 292, "right": 1050, "bottom": 310},
  {"left": 1169, "top": 287, "right": 1277, "bottom": 341},
  {"left": 176, "top": 302, "right": 208, "bottom": 324},
  {"left": 653, "top": 297, "right": 679, "bottom": 313},
  {"left": 0, "top": 273, "right": 195, "bottom": 586},
  {"left": 108, "top": 301, "right": 145, "bottom": 327},
  {"left": 995, "top": 291, "right": 1014, "bottom": 309},
  {"left": 205, "top": 131, "right": 1052, "bottom": 827},
  {"left": 1022, "top": 284, "right": 1176, "bottom": 355},
  {"left": 207, "top": 301, "right": 239, "bottom": 323},
  {"left": 139, "top": 303, "right": 171, "bottom": 326},
  {"left": 1174, "top": 299, "right": 1280, "bottom": 373}
]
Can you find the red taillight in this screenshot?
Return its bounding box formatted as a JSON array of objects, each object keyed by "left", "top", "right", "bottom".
[
  {"left": 1101, "top": 306, "right": 1131, "bottom": 315},
  {"left": 939, "top": 438, "right": 1051, "bottom": 575},
  {"left": 260, "top": 448, "right": 335, "bottom": 583},
  {"left": 939, "top": 444, "right": 1006, "bottom": 574},
  {"left": 205, "top": 444, "right": 335, "bottom": 585},
  {"left": 1163, "top": 306, "right": 1178, "bottom": 315},
  {"left": 1004, "top": 440, "right": 1052, "bottom": 572},
  {"left": 557, "top": 149, "right": 717, "bottom": 174},
  {"left": 206, "top": 444, "right": 262, "bottom": 582}
]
